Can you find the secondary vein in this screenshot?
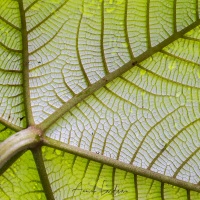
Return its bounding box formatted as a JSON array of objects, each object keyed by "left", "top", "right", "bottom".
[{"left": 18, "top": 0, "right": 35, "bottom": 126}]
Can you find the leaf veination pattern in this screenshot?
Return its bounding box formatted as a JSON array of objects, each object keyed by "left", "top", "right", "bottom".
[
  {"left": 27, "top": 0, "right": 134, "bottom": 123},
  {"left": 0, "top": 0, "right": 25, "bottom": 129},
  {"left": 43, "top": 0, "right": 200, "bottom": 185},
  {"left": 0, "top": 123, "right": 15, "bottom": 143},
  {"left": 26, "top": 0, "right": 200, "bottom": 124},
  {"left": 0, "top": 150, "right": 45, "bottom": 200},
  {"left": 0, "top": 0, "right": 200, "bottom": 199},
  {"left": 41, "top": 146, "right": 200, "bottom": 199}
]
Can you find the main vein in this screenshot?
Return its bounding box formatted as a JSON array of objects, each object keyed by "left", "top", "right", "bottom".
[{"left": 18, "top": 0, "right": 34, "bottom": 126}]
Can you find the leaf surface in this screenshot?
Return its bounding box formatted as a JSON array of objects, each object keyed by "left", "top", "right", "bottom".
[{"left": 0, "top": 0, "right": 200, "bottom": 199}]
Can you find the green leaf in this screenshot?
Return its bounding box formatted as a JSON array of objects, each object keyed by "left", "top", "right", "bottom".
[{"left": 0, "top": 0, "right": 200, "bottom": 199}]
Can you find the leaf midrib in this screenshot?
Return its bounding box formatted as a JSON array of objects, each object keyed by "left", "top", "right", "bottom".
[{"left": 38, "top": 19, "right": 200, "bottom": 131}]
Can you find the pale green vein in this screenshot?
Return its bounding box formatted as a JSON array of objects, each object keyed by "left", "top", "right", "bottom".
[
  {"left": 0, "top": 41, "right": 22, "bottom": 53},
  {"left": 18, "top": 0, "right": 34, "bottom": 126},
  {"left": 173, "top": 0, "right": 177, "bottom": 33},
  {"left": 67, "top": 112, "right": 73, "bottom": 144},
  {"left": 124, "top": 0, "right": 134, "bottom": 59},
  {"left": 0, "top": 67, "right": 22, "bottom": 73},
  {"left": 100, "top": 0, "right": 109, "bottom": 74},
  {"left": 61, "top": 68, "right": 76, "bottom": 96},
  {"left": 53, "top": 91, "right": 66, "bottom": 105},
  {"left": 27, "top": 0, "right": 69, "bottom": 33},
  {"left": 116, "top": 123, "right": 134, "bottom": 160},
  {"left": 82, "top": 99, "right": 101, "bottom": 151},
  {"left": 28, "top": 81, "right": 49, "bottom": 89},
  {"left": 120, "top": 76, "right": 173, "bottom": 97},
  {"left": 91, "top": 92, "right": 128, "bottom": 156},
  {"left": 29, "top": 55, "right": 60, "bottom": 71},
  {"left": 24, "top": 0, "right": 39, "bottom": 12},
  {"left": 182, "top": 35, "right": 200, "bottom": 42},
  {"left": 0, "top": 188, "right": 9, "bottom": 199},
  {"left": 43, "top": 137, "right": 200, "bottom": 192},
  {"left": 161, "top": 49, "right": 200, "bottom": 69},
  {"left": 65, "top": 105, "right": 89, "bottom": 147},
  {"left": 130, "top": 106, "right": 184, "bottom": 165},
  {"left": 23, "top": 190, "right": 44, "bottom": 196},
  {"left": 7, "top": 92, "right": 23, "bottom": 99},
  {"left": 148, "top": 118, "right": 200, "bottom": 170},
  {"left": 1, "top": 174, "right": 11, "bottom": 184},
  {"left": 29, "top": 18, "right": 69, "bottom": 55},
  {"left": 104, "top": 86, "right": 151, "bottom": 112},
  {"left": 0, "top": 83, "right": 22, "bottom": 87},
  {"left": 173, "top": 148, "right": 200, "bottom": 178},
  {"left": 0, "top": 15, "right": 21, "bottom": 31},
  {"left": 76, "top": 2, "right": 91, "bottom": 85},
  {"left": 75, "top": 111, "right": 86, "bottom": 147},
  {"left": 137, "top": 63, "right": 200, "bottom": 90}
]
